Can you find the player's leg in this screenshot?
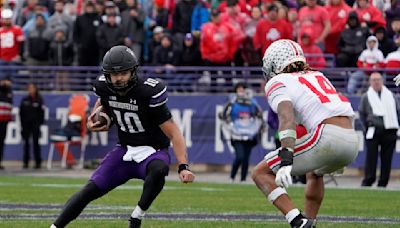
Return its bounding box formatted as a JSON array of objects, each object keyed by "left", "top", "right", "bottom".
[
  {"left": 138, "top": 159, "right": 169, "bottom": 210},
  {"left": 252, "top": 160, "right": 296, "bottom": 212},
  {"left": 304, "top": 124, "right": 358, "bottom": 225},
  {"left": 51, "top": 146, "right": 133, "bottom": 228},
  {"left": 252, "top": 126, "right": 330, "bottom": 227},
  {"left": 304, "top": 172, "right": 324, "bottom": 219},
  {"left": 51, "top": 181, "right": 108, "bottom": 228},
  {"left": 252, "top": 160, "right": 313, "bottom": 228},
  {"left": 129, "top": 149, "right": 170, "bottom": 228}
]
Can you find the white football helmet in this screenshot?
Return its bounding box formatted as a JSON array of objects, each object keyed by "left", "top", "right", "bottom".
[{"left": 262, "top": 39, "right": 306, "bottom": 80}]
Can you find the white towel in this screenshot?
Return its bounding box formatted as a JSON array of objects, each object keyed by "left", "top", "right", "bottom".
[
  {"left": 367, "top": 86, "right": 399, "bottom": 129},
  {"left": 123, "top": 146, "right": 156, "bottom": 163}
]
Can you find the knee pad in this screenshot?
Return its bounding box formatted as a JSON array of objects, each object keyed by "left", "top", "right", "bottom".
[
  {"left": 154, "top": 164, "right": 169, "bottom": 177},
  {"left": 268, "top": 187, "right": 287, "bottom": 203},
  {"left": 147, "top": 160, "right": 169, "bottom": 178}
]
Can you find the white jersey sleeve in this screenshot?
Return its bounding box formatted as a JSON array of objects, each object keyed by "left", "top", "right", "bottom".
[
  {"left": 265, "top": 71, "right": 354, "bottom": 132},
  {"left": 265, "top": 80, "right": 292, "bottom": 112}
]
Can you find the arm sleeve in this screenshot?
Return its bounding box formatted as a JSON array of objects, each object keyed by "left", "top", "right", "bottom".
[
  {"left": 150, "top": 103, "right": 172, "bottom": 125},
  {"left": 265, "top": 81, "right": 292, "bottom": 113}
]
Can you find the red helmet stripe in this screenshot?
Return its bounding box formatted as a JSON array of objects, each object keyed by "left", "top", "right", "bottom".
[{"left": 289, "top": 41, "right": 299, "bottom": 56}]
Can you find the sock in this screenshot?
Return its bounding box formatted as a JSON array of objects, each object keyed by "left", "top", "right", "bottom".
[
  {"left": 131, "top": 205, "right": 145, "bottom": 219},
  {"left": 285, "top": 208, "right": 301, "bottom": 224}
]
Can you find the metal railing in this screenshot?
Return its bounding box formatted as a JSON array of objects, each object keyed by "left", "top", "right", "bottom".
[{"left": 2, "top": 65, "right": 400, "bottom": 94}]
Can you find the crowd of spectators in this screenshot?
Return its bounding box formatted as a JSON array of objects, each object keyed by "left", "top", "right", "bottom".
[{"left": 0, "top": 0, "right": 400, "bottom": 92}]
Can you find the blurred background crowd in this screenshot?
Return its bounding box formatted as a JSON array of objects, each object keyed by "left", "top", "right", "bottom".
[{"left": 0, "top": 0, "right": 399, "bottom": 69}]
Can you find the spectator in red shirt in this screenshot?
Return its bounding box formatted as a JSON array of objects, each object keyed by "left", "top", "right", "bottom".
[
  {"left": 299, "top": 31, "right": 326, "bottom": 69},
  {"left": 220, "top": 0, "right": 250, "bottom": 66},
  {"left": 218, "top": 0, "right": 258, "bottom": 15},
  {"left": 298, "top": 0, "right": 331, "bottom": 51},
  {"left": 0, "top": 9, "right": 24, "bottom": 79},
  {"left": 241, "top": 6, "right": 263, "bottom": 66},
  {"left": 200, "top": 8, "right": 234, "bottom": 65},
  {"left": 200, "top": 8, "right": 236, "bottom": 92},
  {"left": 324, "top": 0, "right": 351, "bottom": 55},
  {"left": 253, "top": 4, "right": 292, "bottom": 56},
  {"left": 354, "top": 0, "right": 386, "bottom": 31}
]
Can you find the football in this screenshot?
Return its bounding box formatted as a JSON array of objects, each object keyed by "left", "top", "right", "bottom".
[{"left": 93, "top": 106, "right": 111, "bottom": 128}]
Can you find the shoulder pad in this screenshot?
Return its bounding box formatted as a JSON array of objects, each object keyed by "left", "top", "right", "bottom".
[
  {"left": 93, "top": 75, "right": 109, "bottom": 97},
  {"left": 144, "top": 78, "right": 168, "bottom": 108}
]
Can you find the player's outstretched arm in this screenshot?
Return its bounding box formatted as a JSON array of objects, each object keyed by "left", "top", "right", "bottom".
[
  {"left": 275, "top": 101, "right": 297, "bottom": 188},
  {"left": 394, "top": 74, "right": 400, "bottom": 86},
  {"left": 160, "top": 119, "right": 195, "bottom": 183}
]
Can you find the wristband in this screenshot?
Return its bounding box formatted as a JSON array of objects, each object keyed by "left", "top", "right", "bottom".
[
  {"left": 278, "top": 147, "right": 293, "bottom": 167},
  {"left": 278, "top": 129, "right": 297, "bottom": 140},
  {"left": 178, "top": 164, "right": 190, "bottom": 173}
]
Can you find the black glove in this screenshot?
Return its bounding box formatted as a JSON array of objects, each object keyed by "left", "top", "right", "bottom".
[{"left": 278, "top": 147, "right": 293, "bottom": 168}]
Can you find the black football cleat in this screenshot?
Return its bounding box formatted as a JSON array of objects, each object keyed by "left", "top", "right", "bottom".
[
  {"left": 128, "top": 217, "right": 141, "bottom": 228},
  {"left": 291, "top": 218, "right": 314, "bottom": 228}
]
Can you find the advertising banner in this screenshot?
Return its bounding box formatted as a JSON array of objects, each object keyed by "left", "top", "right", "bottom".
[{"left": 3, "top": 94, "right": 399, "bottom": 169}]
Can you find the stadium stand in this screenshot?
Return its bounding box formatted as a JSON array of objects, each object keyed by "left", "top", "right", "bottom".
[{"left": 3, "top": 65, "right": 400, "bottom": 95}]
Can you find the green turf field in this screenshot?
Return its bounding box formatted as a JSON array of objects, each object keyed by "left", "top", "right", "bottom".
[{"left": 0, "top": 175, "right": 399, "bottom": 227}]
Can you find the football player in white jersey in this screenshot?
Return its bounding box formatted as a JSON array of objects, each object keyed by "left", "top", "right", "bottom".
[{"left": 251, "top": 39, "right": 359, "bottom": 228}]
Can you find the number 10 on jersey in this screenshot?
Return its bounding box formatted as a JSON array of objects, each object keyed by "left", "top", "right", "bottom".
[{"left": 113, "top": 110, "right": 145, "bottom": 133}]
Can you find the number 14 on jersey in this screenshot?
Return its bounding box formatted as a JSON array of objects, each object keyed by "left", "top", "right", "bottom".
[{"left": 298, "top": 75, "right": 349, "bottom": 103}]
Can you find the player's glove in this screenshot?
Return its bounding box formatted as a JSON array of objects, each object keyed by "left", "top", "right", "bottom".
[
  {"left": 275, "top": 147, "right": 293, "bottom": 188},
  {"left": 394, "top": 74, "right": 400, "bottom": 86}
]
